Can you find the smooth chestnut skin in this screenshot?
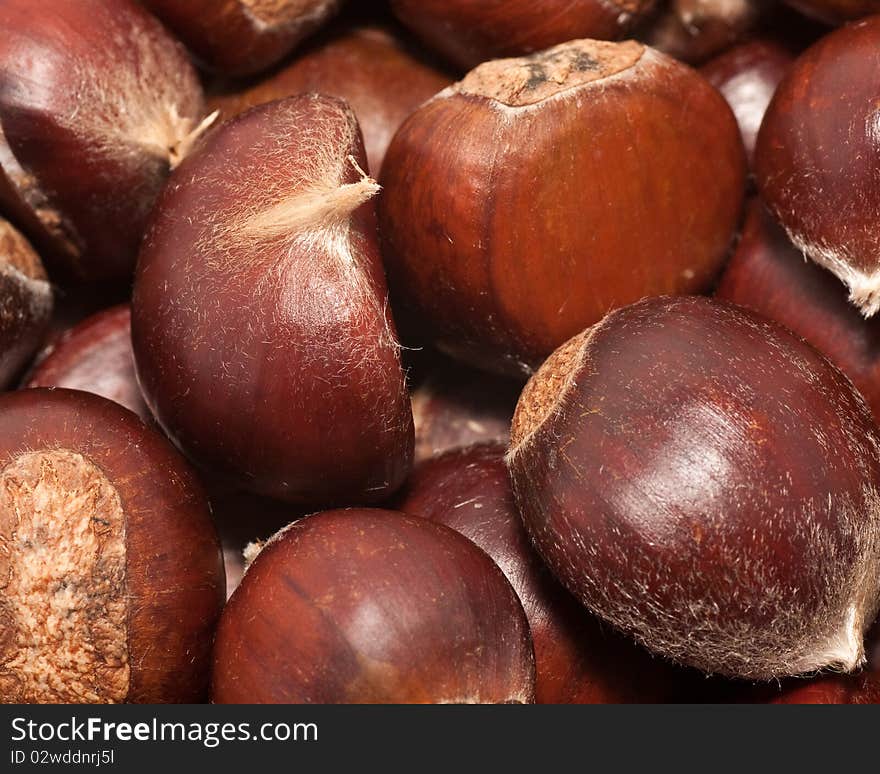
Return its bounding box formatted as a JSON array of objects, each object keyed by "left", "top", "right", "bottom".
[
  {"left": 783, "top": 1, "right": 880, "bottom": 23},
  {"left": 755, "top": 18, "right": 880, "bottom": 317},
  {"left": 212, "top": 508, "right": 536, "bottom": 704},
  {"left": 142, "top": 0, "right": 343, "bottom": 77},
  {"left": 717, "top": 201, "right": 880, "bottom": 424},
  {"left": 0, "top": 218, "right": 51, "bottom": 388},
  {"left": 411, "top": 359, "right": 521, "bottom": 462},
  {"left": 639, "top": 0, "right": 764, "bottom": 64},
  {"left": 133, "top": 95, "right": 413, "bottom": 505},
  {"left": 380, "top": 39, "right": 746, "bottom": 376},
  {"left": 0, "top": 0, "right": 208, "bottom": 282},
  {"left": 397, "top": 444, "right": 690, "bottom": 704},
  {"left": 208, "top": 25, "right": 452, "bottom": 174},
  {"left": 507, "top": 295, "right": 880, "bottom": 680},
  {"left": 0, "top": 389, "right": 225, "bottom": 703},
  {"left": 389, "top": 0, "right": 657, "bottom": 70},
  {"left": 25, "top": 305, "right": 150, "bottom": 423},
  {"left": 702, "top": 40, "right": 794, "bottom": 166}
]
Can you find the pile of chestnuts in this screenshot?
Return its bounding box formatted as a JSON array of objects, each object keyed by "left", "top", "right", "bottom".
[{"left": 3, "top": 0, "right": 880, "bottom": 705}]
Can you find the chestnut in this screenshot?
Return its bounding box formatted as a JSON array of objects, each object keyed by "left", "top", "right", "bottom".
[
  {"left": 211, "top": 508, "right": 536, "bottom": 704},
  {"left": 411, "top": 357, "right": 521, "bottom": 462},
  {"left": 388, "top": 0, "right": 657, "bottom": 70},
  {"left": 0, "top": 0, "right": 209, "bottom": 283},
  {"left": 24, "top": 305, "right": 150, "bottom": 423},
  {"left": 755, "top": 17, "right": 880, "bottom": 316},
  {"left": 132, "top": 95, "right": 413, "bottom": 505},
  {"left": 507, "top": 295, "right": 880, "bottom": 680},
  {"left": 702, "top": 40, "right": 794, "bottom": 167},
  {"left": 716, "top": 200, "right": 880, "bottom": 424},
  {"left": 379, "top": 39, "right": 745, "bottom": 376},
  {"left": 638, "top": 0, "right": 764, "bottom": 64},
  {"left": 397, "top": 443, "right": 689, "bottom": 704},
  {"left": 782, "top": 1, "right": 880, "bottom": 23},
  {"left": 0, "top": 388, "right": 225, "bottom": 703},
  {"left": 0, "top": 217, "right": 51, "bottom": 388},
  {"left": 208, "top": 24, "right": 452, "bottom": 174},
  {"left": 142, "top": 0, "right": 343, "bottom": 77}
]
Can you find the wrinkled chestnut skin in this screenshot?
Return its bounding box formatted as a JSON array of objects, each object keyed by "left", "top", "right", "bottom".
[
  {"left": 755, "top": 18, "right": 880, "bottom": 317},
  {"left": 25, "top": 305, "right": 150, "bottom": 423},
  {"left": 142, "top": 0, "right": 343, "bottom": 77},
  {"left": 717, "top": 201, "right": 880, "bottom": 424},
  {"left": 508, "top": 295, "right": 880, "bottom": 680},
  {"left": 639, "top": 0, "right": 764, "bottom": 64},
  {"left": 702, "top": 40, "right": 794, "bottom": 166},
  {"left": 133, "top": 96, "right": 413, "bottom": 505},
  {"left": 212, "top": 508, "right": 536, "bottom": 704},
  {"left": 380, "top": 40, "right": 745, "bottom": 376},
  {"left": 389, "top": 0, "right": 657, "bottom": 70},
  {"left": 209, "top": 25, "right": 451, "bottom": 174},
  {"left": 397, "top": 444, "right": 689, "bottom": 704},
  {"left": 411, "top": 357, "right": 521, "bottom": 462},
  {"left": 0, "top": 389, "right": 225, "bottom": 703},
  {"left": 0, "top": 218, "right": 51, "bottom": 388},
  {"left": 784, "top": 1, "right": 880, "bottom": 23},
  {"left": 0, "top": 0, "right": 206, "bottom": 282}
]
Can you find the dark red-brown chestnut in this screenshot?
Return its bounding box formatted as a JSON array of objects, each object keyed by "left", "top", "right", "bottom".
[
  {"left": 0, "top": 218, "right": 51, "bottom": 388},
  {"left": 638, "top": 0, "right": 764, "bottom": 64},
  {"left": 142, "top": 0, "right": 343, "bottom": 77},
  {"left": 132, "top": 95, "right": 413, "bottom": 505},
  {"left": 410, "top": 358, "right": 521, "bottom": 462},
  {"left": 782, "top": 1, "right": 880, "bottom": 23},
  {"left": 0, "top": 0, "right": 209, "bottom": 282},
  {"left": 702, "top": 40, "right": 794, "bottom": 166},
  {"left": 211, "top": 508, "right": 535, "bottom": 703},
  {"left": 208, "top": 24, "right": 451, "bottom": 174},
  {"left": 397, "top": 444, "right": 688, "bottom": 703},
  {"left": 25, "top": 305, "right": 150, "bottom": 423},
  {"left": 379, "top": 39, "right": 746, "bottom": 376},
  {"left": 389, "top": 0, "right": 657, "bottom": 70},
  {"left": 755, "top": 17, "right": 880, "bottom": 317},
  {"left": 716, "top": 200, "right": 880, "bottom": 424},
  {"left": 507, "top": 295, "right": 880, "bottom": 680},
  {"left": 0, "top": 389, "right": 225, "bottom": 703}
]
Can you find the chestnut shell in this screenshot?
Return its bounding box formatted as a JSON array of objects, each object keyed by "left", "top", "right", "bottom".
[
  {"left": 0, "top": 388, "right": 224, "bottom": 703},
  {"left": 212, "top": 508, "right": 536, "bottom": 703},
  {"left": 507, "top": 295, "right": 880, "bottom": 679}
]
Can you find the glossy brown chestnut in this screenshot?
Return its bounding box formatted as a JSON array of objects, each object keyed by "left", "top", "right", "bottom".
[
  {"left": 411, "top": 358, "right": 521, "bottom": 462},
  {"left": 0, "top": 0, "right": 209, "bottom": 282},
  {"left": 507, "top": 295, "right": 880, "bottom": 680},
  {"left": 783, "top": 1, "right": 880, "bottom": 23},
  {"left": 0, "top": 388, "right": 225, "bottom": 703},
  {"left": 24, "top": 305, "right": 150, "bottom": 423},
  {"left": 398, "top": 444, "right": 690, "bottom": 704},
  {"left": 702, "top": 40, "right": 794, "bottom": 166},
  {"left": 389, "top": 0, "right": 657, "bottom": 70},
  {"left": 380, "top": 39, "right": 746, "bottom": 376},
  {"left": 133, "top": 95, "right": 413, "bottom": 505},
  {"left": 142, "top": 0, "right": 343, "bottom": 77},
  {"left": 0, "top": 218, "right": 51, "bottom": 388},
  {"left": 716, "top": 200, "right": 880, "bottom": 423},
  {"left": 639, "top": 0, "right": 764, "bottom": 64},
  {"left": 755, "top": 17, "right": 880, "bottom": 317},
  {"left": 208, "top": 24, "right": 451, "bottom": 173},
  {"left": 212, "top": 508, "right": 536, "bottom": 703}
]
